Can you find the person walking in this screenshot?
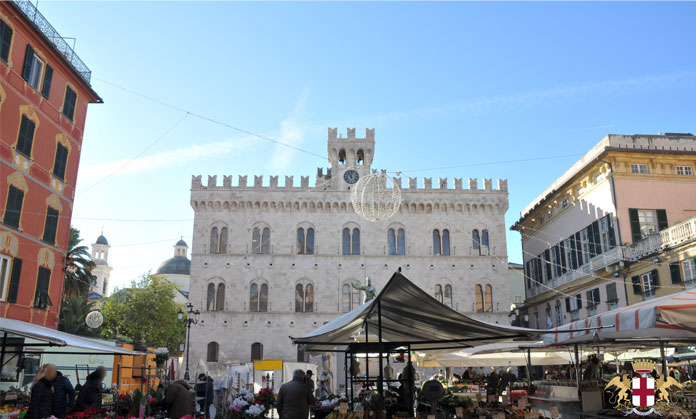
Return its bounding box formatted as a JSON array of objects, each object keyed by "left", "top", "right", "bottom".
[
  {"left": 26, "top": 364, "right": 57, "bottom": 419},
  {"left": 74, "top": 366, "right": 107, "bottom": 412},
  {"left": 487, "top": 368, "right": 499, "bottom": 398},
  {"left": 195, "top": 373, "right": 214, "bottom": 418},
  {"left": 276, "top": 369, "right": 315, "bottom": 419},
  {"left": 160, "top": 379, "right": 193, "bottom": 419},
  {"left": 304, "top": 370, "right": 315, "bottom": 397},
  {"left": 52, "top": 370, "right": 75, "bottom": 417}
]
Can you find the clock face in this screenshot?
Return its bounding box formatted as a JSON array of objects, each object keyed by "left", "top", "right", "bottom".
[{"left": 344, "top": 170, "right": 360, "bottom": 184}]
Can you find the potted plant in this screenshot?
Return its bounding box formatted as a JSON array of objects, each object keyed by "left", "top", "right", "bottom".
[{"left": 154, "top": 348, "right": 169, "bottom": 368}]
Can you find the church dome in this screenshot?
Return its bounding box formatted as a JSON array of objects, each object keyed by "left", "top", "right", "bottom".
[
  {"left": 156, "top": 256, "right": 191, "bottom": 276},
  {"left": 96, "top": 234, "right": 109, "bottom": 245},
  {"left": 176, "top": 238, "right": 188, "bottom": 247}
]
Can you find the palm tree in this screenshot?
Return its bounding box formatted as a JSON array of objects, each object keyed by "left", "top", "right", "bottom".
[
  {"left": 63, "top": 227, "right": 95, "bottom": 298},
  {"left": 59, "top": 296, "right": 97, "bottom": 337}
]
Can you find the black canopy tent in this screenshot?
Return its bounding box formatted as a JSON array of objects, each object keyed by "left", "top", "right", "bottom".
[{"left": 292, "top": 272, "right": 587, "bottom": 410}]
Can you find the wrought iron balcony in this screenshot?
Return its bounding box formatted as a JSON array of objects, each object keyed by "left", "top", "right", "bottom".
[
  {"left": 11, "top": 0, "right": 92, "bottom": 83},
  {"left": 624, "top": 216, "right": 696, "bottom": 261}
]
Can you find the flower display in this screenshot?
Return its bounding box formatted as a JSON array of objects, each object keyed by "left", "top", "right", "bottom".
[{"left": 228, "top": 388, "right": 274, "bottom": 419}]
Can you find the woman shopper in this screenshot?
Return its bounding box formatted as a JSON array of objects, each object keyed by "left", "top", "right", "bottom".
[{"left": 26, "top": 364, "right": 57, "bottom": 419}]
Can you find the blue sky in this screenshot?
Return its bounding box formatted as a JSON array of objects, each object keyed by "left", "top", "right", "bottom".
[{"left": 37, "top": 1, "right": 696, "bottom": 291}]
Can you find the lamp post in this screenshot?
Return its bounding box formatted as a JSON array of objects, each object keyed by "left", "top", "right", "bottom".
[{"left": 178, "top": 302, "right": 200, "bottom": 381}]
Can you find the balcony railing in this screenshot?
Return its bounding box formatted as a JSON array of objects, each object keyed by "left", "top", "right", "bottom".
[
  {"left": 624, "top": 216, "right": 696, "bottom": 260},
  {"left": 11, "top": 0, "right": 92, "bottom": 83}
]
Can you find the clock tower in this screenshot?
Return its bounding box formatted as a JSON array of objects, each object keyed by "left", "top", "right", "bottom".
[{"left": 326, "top": 128, "right": 375, "bottom": 191}]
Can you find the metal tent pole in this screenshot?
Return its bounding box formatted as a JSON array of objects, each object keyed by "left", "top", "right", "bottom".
[
  {"left": 364, "top": 320, "right": 369, "bottom": 390},
  {"left": 377, "top": 300, "right": 384, "bottom": 396},
  {"left": 574, "top": 344, "right": 583, "bottom": 412},
  {"left": 660, "top": 341, "right": 667, "bottom": 377},
  {"left": 0, "top": 333, "right": 7, "bottom": 376}
]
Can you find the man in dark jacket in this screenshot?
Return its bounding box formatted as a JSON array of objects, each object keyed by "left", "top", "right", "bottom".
[
  {"left": 195, "top": 373, "right": 214, "bottom": 417},
  {"left": 74, "top": 366, "right": 106, "bottom": 412},
  {"left": 161, "top": 380, "right": 193, "bottom": 419},
  {"left": 52, "top": 371, "right": 76, "bottom": 417},
  {"left": 276, "top": 369, "right": 315, "bottom": 419},
  {"left": 26, "top": 364, "right": 57, "bottom": 419}
]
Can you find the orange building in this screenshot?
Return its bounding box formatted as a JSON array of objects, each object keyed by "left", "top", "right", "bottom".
[{"left": 0, "top": 1, "right": 101, "bottom": 327}]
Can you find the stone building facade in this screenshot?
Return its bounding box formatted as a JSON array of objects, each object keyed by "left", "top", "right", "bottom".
[{"left": 186, "top": 128, "right": 511, "bottom": 384}]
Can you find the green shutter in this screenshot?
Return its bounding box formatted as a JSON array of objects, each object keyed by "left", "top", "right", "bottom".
[
  {"left": 41, "top": 64, "right": 53, "bottom": 99},
  {"left": 651, "top": 269, "right": 660, "bottom": 288},
  {"left": 575, "top": 232, "right": 584, "bottom": 266},
  {"left": 22, "top": 44, "right": 34, "bottom": 81},
  {"left": 0, "top": 20, "right": 13, "bottom": 63},
  {"left": 592, "top": 221, "right": 602, "bottom": 255},
  {"left": 576, "top": 294, "right": 582, "bottom": 309},
  {"left": 559, "top": 241, "right": 567, "bottom": 273},
  {"left": 16, "top": 116, "right": 35, "bottom": 157},
  {"left": 629, "top": 209, "right": 642, "bottom": 242},
  {"left": 565, "top": 297, "right": 571, "bottom": 312},
  {"left": 670, "top": 263, "right": 682, "bottom": 284},
  {"left": 607, "top": 214, "right": 617, "bottom": 247},
  {"left": 656, "top": 210, "right": 668, "bottom": 231},
  {"left": 52, "top": 143, "right": 68, "bottom": 180},
  {"left": 42, "top": 207, "right": 59, "bottom": 244},
  {"left": 632, "top": 276, "right": 642, "bottom": 294},
  {"left": 7, "top": 258, "right": 22, "bottom": 303},
  {"left": 3, "top": 186, "right": 24, "bottom": 228}
]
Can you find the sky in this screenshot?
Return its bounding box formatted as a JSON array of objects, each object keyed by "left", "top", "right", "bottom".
[{"left": 35, "top": 1, "right": 696, "bottom": 292}]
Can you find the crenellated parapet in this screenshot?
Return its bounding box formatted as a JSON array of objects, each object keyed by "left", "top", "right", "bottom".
[{"left": 192, "top": 174, "right": 508, "bottom": 192}]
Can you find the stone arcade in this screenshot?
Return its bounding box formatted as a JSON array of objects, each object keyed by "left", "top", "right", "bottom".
[{"left": 187, "top": 128, "right": 512, "bottom": 388}]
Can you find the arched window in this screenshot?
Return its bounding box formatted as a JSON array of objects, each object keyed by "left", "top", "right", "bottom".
[
  {"left": 352, "top": 228, "right": 360, "bottom": 255},
  {"left": 295, "top": 284, "right": 304, "bottom": 312},
  {"left": 220, "top": 228, "right": 228, "bottom": 254},
  {"left": 435, "top": 285, "right": 443, "bottom": 303},
  {"left": 484, "top": 285, "right": 493, "bottom": 312},
  {"left": 305, "top": 284, "right": 314, "bottom": 313},
  {"left": 261, "top": 228, "right": 270, "bottom": 254},
  {"left": 397, "top": 228, "right": 405, "bottom": 255},
  {"left": 297, "top": 228, "right": 305, "bottom": 255},
  {"left": 357, "top": 149, "right": 364, "bottom": 165},
  {"left": 306, "top": 228, "right": 314, "bottom": 255},
  {"left": 207, "top": 283, "right": 216, "bottom": 311},
  {"left": 475, "top": 285, "right": 484, "bottom": 312},
  {"left": 472, "top": 229, "right": 481, "bottom": 255},
  {"left": 210, "top": 227, "right": 219, "bottom": 254},
  {"left": 444, "top": 285, "right": 453, "bottom": 308},
  {"left": 259, "top": 283, "right": 268, "bottom": 312},
  {"left": 388, "top": 229, "right": 396, "bottom": 255},
  {"left": 388, "top": 228, "right": 406, "bottom": 256},
  {"left": 342, "top": 283, "right": 361, "bottom": 312},
  {"left": 481, "top": 230, "right": 489, "bottom": 255},
  {"left": 252, "top": 227, "right": 261, "bottom": 254},
  {"left": 442, "top": 229, "right": 450, "bottom": 256},
  {"left": 251, "top": 342, "right": 263, "bottom": 361},
  {"left": 342, "top": 228, "right": 351, "bottom": 255},
  {"left": 338, "top": 149, "right": 346, "bottom": 165},
  {"left": 216, "top": 284, "right": 225, "bottom": 311},
  {"left": 433, "top": 230, "right": 441, "bottom": 255},
  {"left": 297, "top": 346, "right": 308, "bottom": 362},
  {"left": 249, "top": 283, "right": 258, "bottom": 311},
  {"left": 207, "top": 342, "right": 219, "bottom": 362}
]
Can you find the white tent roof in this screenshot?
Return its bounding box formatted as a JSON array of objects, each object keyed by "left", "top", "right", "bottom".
[
  {"left": 418, "top": 350, "right": 577, "bottom": 368},
  {"left": 543, "top": 289, "right": 696, "bottom": 345},
  {"left": 294, "top": 272, "right": 541, "bottom": 352},
  {"left": 0, "top": 318, "right": 142, "bottom": 355}
]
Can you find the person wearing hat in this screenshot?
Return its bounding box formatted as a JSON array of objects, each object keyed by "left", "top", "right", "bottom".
[{"left": 304, "top": 370, "right": 315, "bottom": 397}]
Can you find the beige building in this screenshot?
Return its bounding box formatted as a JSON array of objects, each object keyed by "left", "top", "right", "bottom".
[
  {"left": 512, "top": 133, "right": 696, "bottom": 329},
  {"left": 89, "top": 234, "right": 112, "bottom": 300},
  {"left": 186, "top": 128, "right": 512, "bottom": 385},
  {"left": 155, "top": 239, "right": 191, "bottom": 305}
]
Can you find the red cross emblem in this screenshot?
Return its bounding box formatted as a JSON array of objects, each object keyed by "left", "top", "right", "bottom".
[{"left": 632, "top": 376, "right": 655, "bottom": 407}]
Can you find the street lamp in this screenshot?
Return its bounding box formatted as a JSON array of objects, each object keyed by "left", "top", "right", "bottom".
[{"left": 181, "top": 302, "right": 200, "bottom": 381}]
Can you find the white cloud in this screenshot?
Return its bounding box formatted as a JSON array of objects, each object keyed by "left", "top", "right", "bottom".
[{"left": 266, "top": 87, "right": 312, "bottom": 171}]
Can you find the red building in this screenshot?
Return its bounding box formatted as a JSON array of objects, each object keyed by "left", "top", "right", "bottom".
[{"left": 0, "top": 1, "right": 101, "bottom": 327}]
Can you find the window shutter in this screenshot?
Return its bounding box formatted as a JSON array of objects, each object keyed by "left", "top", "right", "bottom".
[
  {"left": 651, "top": 269, "right": 660, "bottom": 288},
  {"left": 593, "top": 288, "right": 600, "bottom": 304},
  {"left": 629, "top": 208, "right": 642, "bottom": 242},
  {"left": 656, "top": 210, "right": 668, "bottom": 231},
  {"left": 544, "top": 249, "right": 552, "bottom": 280},
  {"left": 7, "top": 258, "right": 22, "bottom": 303},
  {"left": 565, "top": 297, "right": 571, "bottom": 312},
  {"left": 22, "top": 44, "right": 34, "bottom": 81},
  {"left": 559, "top": 241, "right": 567, "bottom": 273},
  {"left": 536, "top": 258, "right": 543, "bottom": 282},
  {"left": 576, "top": 294, "right": 582, "bottom": 309},
  {"left": 592, "top": 221, "right": 602, "bottom": 255},
  {"left": 575, "top": 232, "right": 583, "bottom": 266},
  {"left": 670, "top": 263, "right": 682, "bottom": 284},
  {"left": 607, "top": 214, "right": 617, "bottom": 247},
  {"left": 0, "top": 20, "right": 12, "bottom": 62},
  {"left": 41, "top": 64, "right": 53, "bottom": 98},
  {"left": 632, "top": 276, "right": 642, "bottom": 294},
  {"left": 569, "top": 236, "right": 578, "bottom": 269}
]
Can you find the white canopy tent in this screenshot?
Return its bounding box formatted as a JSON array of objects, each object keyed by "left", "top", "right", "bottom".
[
  {"left": 0, "top": 317, "right": 142, "bottom": 355},
  {"left": 416, "top": 341, "right": 582, "bottom": 367},
  {"left": 543, "top": 289, "right": 696, "bottom": 345}
]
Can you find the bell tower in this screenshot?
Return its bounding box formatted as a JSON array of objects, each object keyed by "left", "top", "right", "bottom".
[{"left": 326, "top": 128, "right": 375, "bottom": 190}]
